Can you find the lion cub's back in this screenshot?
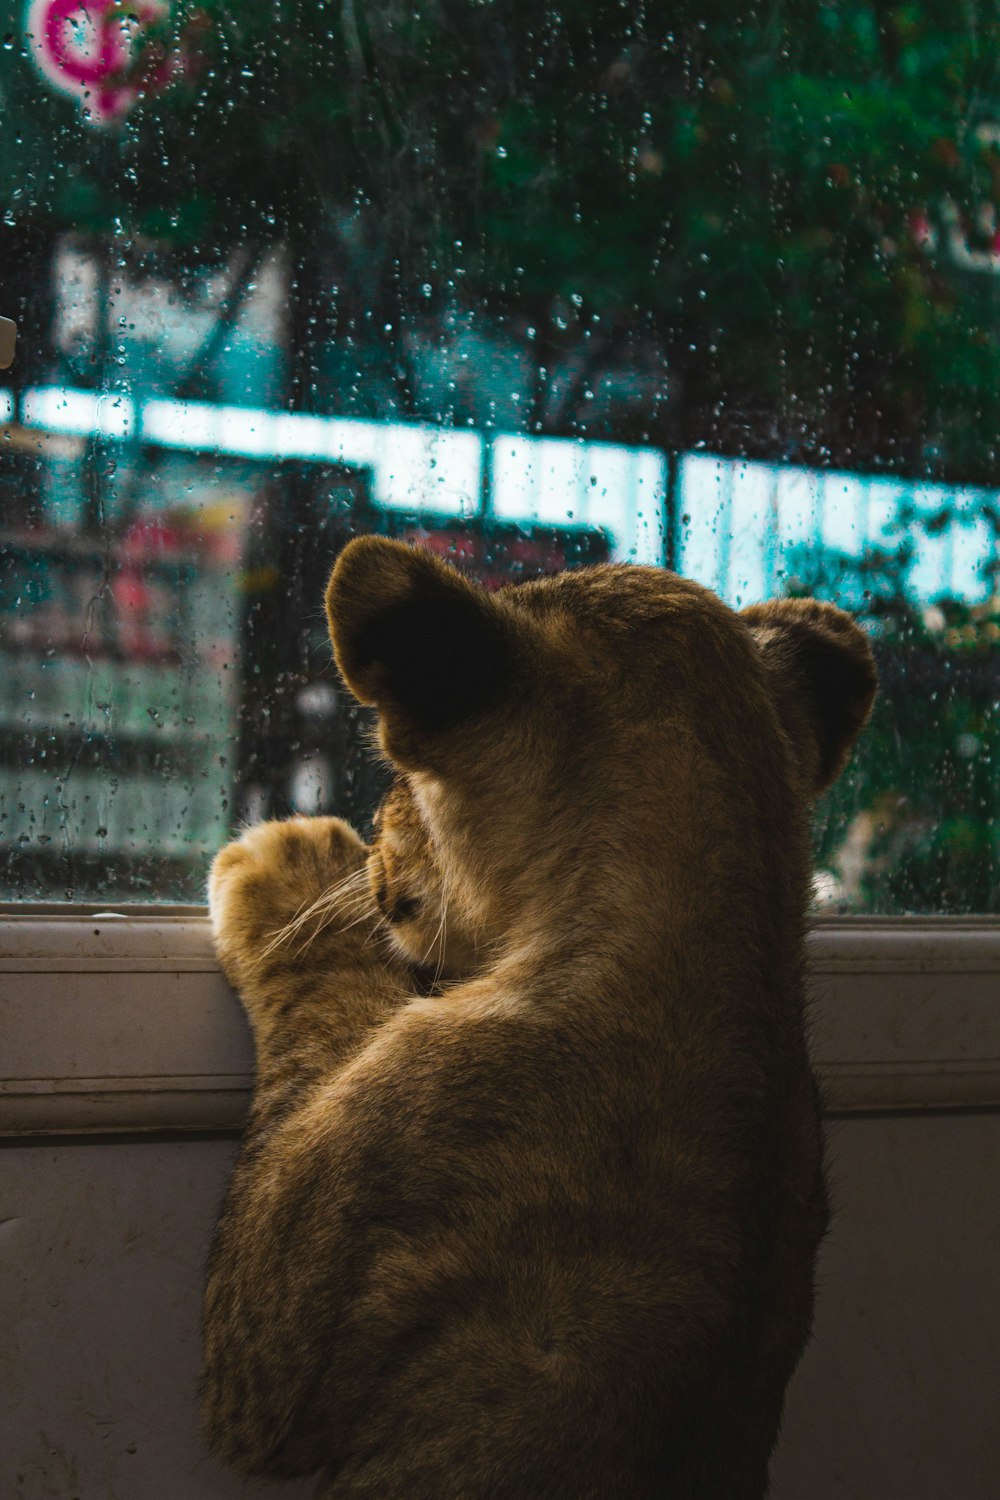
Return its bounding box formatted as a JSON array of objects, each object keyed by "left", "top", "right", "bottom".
[{"left": 293, "top": 993, "right": 770, "bottom": 1498}]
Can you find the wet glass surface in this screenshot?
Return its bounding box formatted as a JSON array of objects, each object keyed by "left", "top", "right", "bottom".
[{"left": 1, "top": 3, "right": 998, "bottom": 910}]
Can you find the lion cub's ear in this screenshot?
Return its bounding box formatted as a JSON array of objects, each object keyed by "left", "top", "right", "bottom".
[
  {"left": 326, "top": 536, "right": 514, "bottom": 748},
  {"left": 742, "top": 598, "right": 877, "bottom": 796}
]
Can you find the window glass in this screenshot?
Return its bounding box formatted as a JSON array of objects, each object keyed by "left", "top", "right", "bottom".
[{"left": 1, "top": 2, "right": 997, "bottom": 911}]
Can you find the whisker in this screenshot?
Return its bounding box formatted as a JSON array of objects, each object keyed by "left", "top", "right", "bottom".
[
  {"left": 419, "top": 891, "right": 448, "bottom": 981},
  {"left": 336, "top": 905, "right": 381, "bottom": 934},
  {"left": 246, "top": 873, "right": 372, "bottom": 975},
  {"left": 257, "top": 866, "right": 372, "bottom": 959},
  {"left": 265, "top": 888, "right": 354, "bottom": 950},
  {"left": 286, "top": 894, "right": 377, "bottom": 960},
  {"left": 430, "top": 895, "right": 448, "bottom": 991}
]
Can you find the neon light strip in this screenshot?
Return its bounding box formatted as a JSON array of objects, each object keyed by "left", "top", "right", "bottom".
[
  {"left": 14, "top": 387, "right": 665, "bottom": 560},
  {"left": 21, "top": 386, "right": 135, "bottom": 439},
  {"left": 9, "top": 386, "right": 997, "bottom": 599},
  {"left": 141, "top": 398, "right": 483, "bottom": 519}
]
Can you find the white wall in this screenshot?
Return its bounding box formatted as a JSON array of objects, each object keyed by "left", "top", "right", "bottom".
[{"left": 2, "top": 914, "right": 998, "bottom": 1497}]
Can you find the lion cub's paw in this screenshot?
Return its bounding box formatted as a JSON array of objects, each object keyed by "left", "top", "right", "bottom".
[{"left": 209, "top": 817, "right": 371, "bottom": 975}]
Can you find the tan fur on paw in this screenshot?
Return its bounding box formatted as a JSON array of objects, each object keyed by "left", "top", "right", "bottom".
[{"left": 209, "top": 817, "right": 373, "bottom": 987}]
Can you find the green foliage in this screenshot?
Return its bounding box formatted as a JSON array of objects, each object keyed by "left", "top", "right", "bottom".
[
  {"left": 816, "top": 633, "right": 1000, "bottom": 912},
  {"left": 801, "top": 547, "right": 1000, "bottom": 913},
  {"left": 6, "top": 2, "right": 1000, "bottom": 466}
]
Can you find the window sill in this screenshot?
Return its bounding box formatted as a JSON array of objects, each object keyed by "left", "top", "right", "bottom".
[{"left": 1, "top": 909, "right": 998, "bottom": 1135}]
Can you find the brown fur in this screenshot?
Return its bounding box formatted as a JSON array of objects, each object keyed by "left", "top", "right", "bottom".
[{"left": 201, "top": 540, "right": 876, "bottom": 1499}]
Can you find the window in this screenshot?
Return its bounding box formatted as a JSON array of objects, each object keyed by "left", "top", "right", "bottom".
[{"left": 1, "top": 3, "right": 998, "bottom": 912}]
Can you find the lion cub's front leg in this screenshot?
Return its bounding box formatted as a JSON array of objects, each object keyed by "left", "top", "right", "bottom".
[{"left": 210, "top": 817, "right": 412, "bottom": 1111}]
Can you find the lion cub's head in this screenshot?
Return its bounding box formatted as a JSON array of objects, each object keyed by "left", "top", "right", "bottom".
[{"left": 328, "top": 537, "right": 876, "bottom": 975}]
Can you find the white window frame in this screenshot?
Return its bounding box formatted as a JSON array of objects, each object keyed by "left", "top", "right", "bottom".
[{"left": 1, "top": 907, "right": 998, "bottom": 1135}]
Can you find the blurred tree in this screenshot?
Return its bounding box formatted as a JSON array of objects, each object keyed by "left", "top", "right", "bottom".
[
  {"left": 816, "top": 626, "right": 1000, "bottom": 913},
  {"left": 4, "top": 0, "right": 1000, "bottom": 475},
  {"left": 797, "top": 534, "right": 1000, "bottom": 914}
]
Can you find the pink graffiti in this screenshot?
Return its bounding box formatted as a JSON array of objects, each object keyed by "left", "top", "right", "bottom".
[{"left": 26, "top": 0, "right": 178, "bottom": 123}]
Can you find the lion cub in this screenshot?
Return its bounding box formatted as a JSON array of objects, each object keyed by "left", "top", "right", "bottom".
[{"left": 202, "top": 538, "right": 875, "bottom": 1500}]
